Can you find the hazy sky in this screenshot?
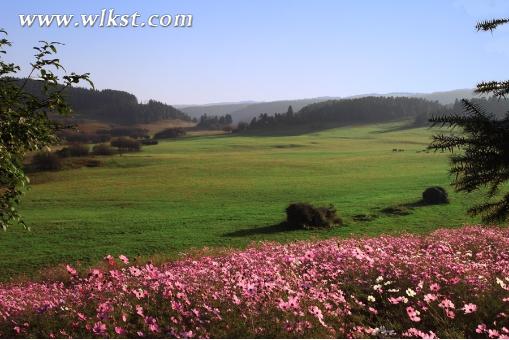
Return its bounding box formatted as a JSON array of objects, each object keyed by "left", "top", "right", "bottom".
[{"left": 2, "top": 0, "right": 509, "bottom": 105}]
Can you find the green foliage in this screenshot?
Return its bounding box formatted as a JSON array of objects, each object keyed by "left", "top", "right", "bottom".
[
  {"left": 430, "top": 100, "right": 509, "bottom": 221},
  {"left": 429, "top": 17, "right": 509, "bottom": 222},
  {"left": 0, "top": 30, "right": 92, "bottom": 230}
]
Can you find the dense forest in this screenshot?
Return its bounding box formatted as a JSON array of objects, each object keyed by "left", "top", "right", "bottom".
[
  {"left": 413, "top": 97, "right": 509, "bottom": 126},
  {"left": 240, "top": 97, "right": 447, "bottom": 132},
  {"left": 17, "top": 78, "right": 191, "bottom": 125}
]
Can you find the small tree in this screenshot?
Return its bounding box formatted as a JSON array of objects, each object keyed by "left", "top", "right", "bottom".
[
  {"left": 0, "top": 30, "right": 92, "bottom": 230},
  {"left": 429, "top": 19, "right": 509, "bottom": 222}
]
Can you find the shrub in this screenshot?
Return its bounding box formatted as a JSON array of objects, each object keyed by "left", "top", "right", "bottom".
[
  {"left": 154, "top": 127, "right": 186, "bottom": 139},
  {"left": 56, "top": 144, "right": 89, "bottom": 158},
  {"left": 110, "top": 137, "right": 141, "bottom": 152},
  {"left": 92, "top": 143, "right": 116, "bottom": 156},
  {"left": 31, "top": 152, "right": 62, "bottom": 171},
  {"left": 285, "top": 202, "right": 342, "bottom": 229},
  {"left": 422, "top": 186, "right": 449, "bottom": 205},
  {"left": 140, "top": 139, "right": 159, "bottom": 146},
  {"left": 67, "top": 144, "right": 89, "bottom": 157}
]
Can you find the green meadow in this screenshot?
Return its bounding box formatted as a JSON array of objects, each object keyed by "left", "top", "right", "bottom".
[{"left": 0, "top": 122, "right": 482, "bottom": 280}]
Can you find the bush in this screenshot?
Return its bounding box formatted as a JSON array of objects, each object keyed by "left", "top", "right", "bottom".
[
  {"left": 31, "top": 152, "right": 62, "bottom": 171},
  {"left": 422, "top": 186, "right": 449, "bottom": 205},
  {"left": 154, "top": 127, "right": 186, "bottom": 139},
  {"left": 92, "top": 143, "right": 116, "bottom": 156},
  {"left": 140, "top": 139, "right": 159, "bottom": 146},
  {"left": 56, "top": 144, "right": 89, "bottom": 158},
  {"left": 110, "top": 137, "right": 141, "bottom": 152},
  {"left": 285, "top": 202, "right": 342, "bottom": 229},
  {"left": 67, "top": 144, "right": 89, "bottom": 157}
]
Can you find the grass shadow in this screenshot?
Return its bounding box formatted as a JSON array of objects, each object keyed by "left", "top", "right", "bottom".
[
  {"left": 222, "top": 222, "right": 299, "bottom": 237},
  {"left": 378, "top": 200, "right": 442, "bottom": 217}
]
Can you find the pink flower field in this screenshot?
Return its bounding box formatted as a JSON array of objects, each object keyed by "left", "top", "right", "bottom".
[{"left": 2, "top": 226, "right": 509, "bottom": 338}]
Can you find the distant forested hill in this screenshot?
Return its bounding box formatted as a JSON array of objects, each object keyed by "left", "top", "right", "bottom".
[
  {"left": 413, "top": 96, "right": 509, "bottom": 126},
  {"left": 180, "top": 97, "right": 340, "bottom": 123},
  {"left": 17, "top": 78, "right": 191, "bottom": 125},
  {"left": 241, "top": 96, "right": 447, "bottom": 133},
  {"left": 179, "top": 90, "right": 479, "bottom": 124}
]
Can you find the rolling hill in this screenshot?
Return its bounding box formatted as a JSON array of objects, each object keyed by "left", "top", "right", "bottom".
[{"left": 179, "top": 89, "right": 481, "bottom": 124}]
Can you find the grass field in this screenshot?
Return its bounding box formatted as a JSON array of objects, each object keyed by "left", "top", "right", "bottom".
[{"left": 0, "top": 122, "right": 484, "bottom": 280}]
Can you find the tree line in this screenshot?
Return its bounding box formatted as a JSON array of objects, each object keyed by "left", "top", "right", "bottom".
[
  {"left": 18, "top": 78, "right": 191, "bottom": 125},
  {"left": 240, "top": 97, "right": 446, "bottom": 132}
]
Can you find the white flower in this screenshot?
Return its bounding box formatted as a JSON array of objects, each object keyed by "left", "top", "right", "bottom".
[
  {"left": 497, "top": 277, "right": 507, "bottom": 289},
  {"left": 376, "top": 276, "right": 384, "bottom": 283},
  {"left": 406, "top": 288, "right": 416, "bottom": 297},
  {"left": 402, "top": 297, "right": 409, "bottom": 304},
  {"left": 373, "top": 284, "right": 382, "bottom": 291},
  {"left": 367, "top": 295, "right": 376, "bottom": 302}
]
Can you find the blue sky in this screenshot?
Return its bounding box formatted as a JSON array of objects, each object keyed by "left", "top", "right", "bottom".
[{"left": 1, "top": 0, "right": 509, "bottom": 104}]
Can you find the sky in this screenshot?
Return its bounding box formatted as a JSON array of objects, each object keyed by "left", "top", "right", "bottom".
[{"left": 1, "top": 0, "right": 509, "bottom": 105}]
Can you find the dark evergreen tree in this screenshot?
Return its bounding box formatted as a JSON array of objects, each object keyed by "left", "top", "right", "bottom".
[
  {"left": 429, "top": 18, "right": 509, "bottom": 222},
  {"left": 286, "top": 105, "right": 294, "bottom": 118}
]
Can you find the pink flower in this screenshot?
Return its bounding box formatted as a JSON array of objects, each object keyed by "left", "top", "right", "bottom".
[
  {"left": 119, "top": 254, "right": 129, "bottom": 264},
  {"left": 462, "top": 303, "right": 477, "bottom": 314},
  {"left": 129, "top": 266, "right": 142, "bottom": 277},
  {"left": 92, "top": 321, "right": 107, "bottom": 335},
  {"left": 424, "top": 294, "right": 437, "bottom": 303},
  {"left": 429, "top": 283, "right": 440, "bottom": 292},
  {"left": 438, "top": 299, "right": 455, "bottom": 309},
  {"left": 309, "top": 305, "right": 323, "bottom": 320},
  {"left": 489, "top": 329, "right": 500, "bottom": 338},
  {"left": 114, "top": 327, "right": 125, "bottom": 335},
  {"left": 476, "top": 324, "right": 487, "bottom": 334},
  {"left": 66, "top": 265, "right": 77, "bottom": 276},
  {"left": 104, "top": 254, "right": 116, "bottom": 266},
  {"left": 90, "top": 268, "right": 103, "bottom": 279},
  {"left": 445, "top": 309, "right": 455, "bottom": 319},
  {"left": 406, "top": 306, "right": 421, "bottom": 322},
  {"left": 136, "top": 305, "right": 144, "bottom": 317}
]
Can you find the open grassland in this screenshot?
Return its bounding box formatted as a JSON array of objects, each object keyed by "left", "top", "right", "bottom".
[{"left": 0, "top": 122, "right": 485, "bottom": 280}]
